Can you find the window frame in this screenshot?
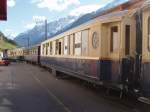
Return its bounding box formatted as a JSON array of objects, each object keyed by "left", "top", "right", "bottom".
[
  {"left": 81, "top": 29, "right": 89, "bottom": 56},
  {"left": 58, "top": 41, "right": 62, "bottom": 55},
  {"left": 49, "top": 42, "right": 53, "bottom": 55},
  {"left": 74, "top": 31, "right": 82, "bottom": 56},
  {"left": 148, "top": 17, "right": 150, "bottom": 51},
  {"left": 46, "top": 43, "right": 49, "bottom": 55},
  {"left": 110, "top": 26, "right": 119, "bottom": 53}
]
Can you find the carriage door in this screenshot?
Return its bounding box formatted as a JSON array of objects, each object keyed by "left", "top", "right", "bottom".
[
  {"left": 122, "top": 24, "right": 134, "bottom": 86},
  {"left": 38, "top": 46, "right": 41, "bottom": 64},
  {"left": 141, "top": 7, "right": 150, "bottom": 93}
]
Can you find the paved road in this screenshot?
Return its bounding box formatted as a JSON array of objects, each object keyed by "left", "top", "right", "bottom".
[{"left": 0, "top": 62, "right": 143, "bottom": 112}]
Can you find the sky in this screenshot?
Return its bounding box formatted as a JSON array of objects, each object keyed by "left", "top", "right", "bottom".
[{"left": 0, "top": 0, "right": 114, "bottom": 39}]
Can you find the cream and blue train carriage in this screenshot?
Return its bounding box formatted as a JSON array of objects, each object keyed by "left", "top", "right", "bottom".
[
  {"left": 7, "top": 48, "right": 25, "bottom": 61},
  {"left": 40, "top": 10, "right": 137, "bottom": 90},
  {"left": 140, "top": 1, "right": 150, "bottom": 98},
  {"left": 24, "top": 45, "right": 41, "bottom": 64}
]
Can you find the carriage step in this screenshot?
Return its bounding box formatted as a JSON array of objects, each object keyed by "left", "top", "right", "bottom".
[{"left": 138, "top": 97, "right": 150, "bottom": 105}]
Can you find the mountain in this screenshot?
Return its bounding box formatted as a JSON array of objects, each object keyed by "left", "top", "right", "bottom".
[
  {"left": 60, "top": 0, "right": 129, "bottom": 32},
  {"left": 14, "top": 0, "right": 129, "bottom": 47},
  {"left": 96, "top": 0, "right": 129, "bottom": 14},
  {"left": 14, "top": 16, "right": 79, "bottom": 47},
  {"left": 0, "top": 31, "right": 17, "bottom": 50}
]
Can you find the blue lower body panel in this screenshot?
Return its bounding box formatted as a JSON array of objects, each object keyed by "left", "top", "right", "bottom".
[
  {"left": 142, "top": 62, "right": 150, "bottom": 93},
  {"left": 40, "top": 56, "right": 121, "bottom": 84},
  {"left": 41, "top": 56, "right": 100, "bottom": 79},
  {"left": 100, "top": 60, "right": 121, "bottom": 82}
]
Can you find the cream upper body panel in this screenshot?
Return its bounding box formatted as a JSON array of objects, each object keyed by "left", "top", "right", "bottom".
[
  {"left": 142, "top": 6, "right": 150, "bottom": 62},
  {"left": 41, "top": 10, "right": 136, "bottom": 60},
  {"left": 42, "top": 10, "right": 130, "bottom": 45}
]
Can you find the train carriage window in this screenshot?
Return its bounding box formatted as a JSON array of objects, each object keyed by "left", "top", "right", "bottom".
[
  {"left": 50, "top": 42, "right": 53, "bottom": 55},
  {"left": 53, "top": 41, "right": 56, "bottom": 55},
  {"left": 125, "top": 25, "right": 130, "bottom": 55},
  {"left": 68, "top": 36, "right": 70, "bottom": 55},
  {"left": 33, "top": 49, "right": 35, "bottom": 55},
  {"left": 42, "top": 44, "right": 45, "bottom": 55},
  {"left": 70, "top": 34, "right": 75, "bottom": 55},
  {"left": 56, "top": 40, "right": 59, "bottom": 55},
  {"left": 110, "top": 26, "right": 119, "bottom": 52},
  {"left": 58, "top": 41, "right": 62, "bottom": 55},
  {"left": 46, "top": 43, "right": 49, "bottom": 55},
  {"left": 64, "top": 36, "right": 68, "bottom": 55},
  {"left": 75, "top": 32, "right": 81, "bottom": 56},
  {"left": 148, "top": 17, "right": 150, "bottom": 50},
  {"left": 82, "top": 29, "right": 89, "bottom": 56}
]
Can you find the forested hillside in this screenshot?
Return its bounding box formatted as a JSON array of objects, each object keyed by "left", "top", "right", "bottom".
[{"left": 0, "top": 31, "right": 17, "bottom": 50}]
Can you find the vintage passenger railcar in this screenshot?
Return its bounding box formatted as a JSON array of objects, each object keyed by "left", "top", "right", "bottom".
[
  {"left": 24, "top": 45, "right": 41, "bottom": 64},
  {"left": 40, "top": 9, "right": 137, "bottom": 92},
  {"left": 7, "top": 48, "right": 25, "bottom": 61},
  {"left": 7, "top": 0, "right": 150, "bottom": 103},
  {"left": 39, "top": 1, "right": 150, "bottom": 102}
]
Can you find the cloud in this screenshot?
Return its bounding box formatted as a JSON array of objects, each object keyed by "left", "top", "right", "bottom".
[
  {"left": 24, "top": 16, "right": 46, "bottom": 29},
  {"left": 7, "top": 0, "right": 16, "bottom": 8},
  {"left": 32, "top": 0, "right": 80, "bottom": 12},
  {"left": 30, "top": 0, "right": 42, "bottom": 4},
  {"left": 70, "top": 4, "right": 104, "bottom": 16}
]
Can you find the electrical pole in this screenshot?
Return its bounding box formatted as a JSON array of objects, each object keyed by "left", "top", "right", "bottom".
[
  {"left": 45, "top": 19, "right": 47, "bottom": 40},
  {"left": 27, "top": 36, "right": 30, "bottom": 48}
]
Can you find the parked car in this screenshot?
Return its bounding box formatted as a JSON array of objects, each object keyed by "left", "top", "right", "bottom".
[{"left": 0, "top": 57, "right": 10, "bottom": 66}]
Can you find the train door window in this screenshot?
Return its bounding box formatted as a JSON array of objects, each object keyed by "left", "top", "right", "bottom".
[
  {"left": 82, "top": 29, "right": 89, "bottom": 56},
  {"left": 64, "top": 36, "right": 68, "bottom": 55},
  {"left": 148, "top": 17, "right": 150, "bottom": 50},
  {"left": 50, "top": 42, "right": 53, "bottom": 55},
  {"left": 110, "top": 26, "right": 119, "bottom": 52},
  {"left": 75, "top": 32, "right": 81, "bottom": 56},
  {"left": 58, "top": 41, "right": 62, "bottom": 55},
  {"left": 125, "top": 25, "right": 130, "bottom": 55}
]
